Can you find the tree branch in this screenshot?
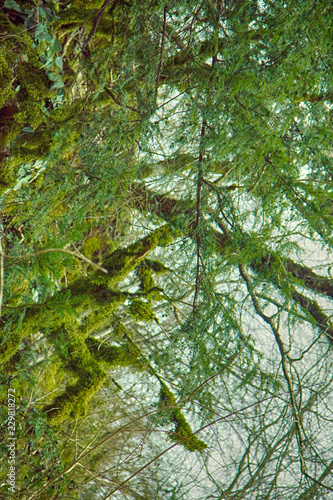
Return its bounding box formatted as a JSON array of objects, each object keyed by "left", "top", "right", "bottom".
[
  {"left": 2, "top": 247, "right": 108, "bottom": 273},
  {"left": 239, "top": 264, "right": 306, "bottom": 466},
  {"left": 155, "top": 5, "right": 168, "bottom": 94},
  {"left": 81, "top": 0, "right": 118, "bottom": 54}
]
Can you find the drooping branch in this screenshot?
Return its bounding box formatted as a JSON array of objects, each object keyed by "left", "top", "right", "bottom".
[
  {"left": 193, "top": 123, "right": 206, "bottom": 314},
  {"left": 131, "top": 183, "right": 229, "bottom": 248},
  {"left": 291, "top": 290, "right": 333, "bottom": 341},
  {"left": 238, "top": 264, "right": 306, "bottom": 463},
  {"left": 131, "top": 183, "right": 333, "bottom": 341},
  {"left": 132, "top": 183, "right": 333, "bottom": 297}
]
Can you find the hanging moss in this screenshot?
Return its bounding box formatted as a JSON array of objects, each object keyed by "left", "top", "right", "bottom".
[
  {"left": 0, "top": 226, "right": 176, "bottom": 430},
  {"left": 85, "top": 336, "right": 143, "bottom": 369},
  {"left": 43, "top": 363, "right": 107, "bottom": 424},
  {"left": 144, "top": 259, "right": 169, "bottom": 274},
  {"left": 0, "top": 227, "right": 173, "bottom": 366},
  {"left": 137, "top": 264, "right": 155, "bottom": 292},
  {"left": 159, "top": 383, "right": 207, "bottom": 453},
  {"left": 77, "top": 297, "right": 127, "bottom": 339},
  {"left": 42, "top": 320, "right": 145, "bottom": 424},
  {"left": 129, "top": 299, "right": 155, "bottom": 322}
]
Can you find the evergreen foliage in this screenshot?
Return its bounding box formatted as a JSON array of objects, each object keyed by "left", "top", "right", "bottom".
[{"left": 1, "top": 0, "right": 333, "bottom": 498}]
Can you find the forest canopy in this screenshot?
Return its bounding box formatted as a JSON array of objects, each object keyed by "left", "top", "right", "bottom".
[{"left": 1, "top": 0, "right": 333, "bottom": 498}]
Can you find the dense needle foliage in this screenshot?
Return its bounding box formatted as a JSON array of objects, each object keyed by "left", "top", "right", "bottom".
[{"left": 1, "top": 0, "right": 333, "bottom": 498}]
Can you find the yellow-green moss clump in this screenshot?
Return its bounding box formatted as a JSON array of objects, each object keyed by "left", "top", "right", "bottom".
[
  {"left": 129, "top": 299, "right": 155, "bottom": 322},
  {"left": 137, "top": 265, "right": 155, "bottom": 291},
  {"left": 100, "top": 224, "right": 174, "bottom": 287},
  {"left": 0, "top": 11, "right": 81, "bottom": 186},
  {"left": 55, "top": 0, "right": 114, "bottom": 37},
  {"left": 159, "top": 383, "right": 207, "bottom": 452},
  {"left": 85, "top": 336, "right": 142, "bottom": 369},
  {"left": 43, "top": 363, "right": 107, "bottom": 424},
  {"left": 0, "top": 52, "right": 14, "bottom": 109},
  {"left": 0, "top": 15, "right": 50, "bottom": 145}
]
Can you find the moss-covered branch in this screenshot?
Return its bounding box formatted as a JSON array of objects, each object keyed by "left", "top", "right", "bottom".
[
  {"left": 159, "top": 382, "right": 207, "bottom": 453},
  {"left": 1, "top": 225, "right": 176, "bottom": 426}
]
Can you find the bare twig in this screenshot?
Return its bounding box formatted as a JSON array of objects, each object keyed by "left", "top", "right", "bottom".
[
  {"left": 192, "top": 122, "right": 205, "bottom": 314},
  {"left": 1, "top": 248, "right": 108, "bottom": 274},
  {"left": 155, "top": 5, "right": 168, "bottom": 94},
  {"left": 239, "top": 264, "right": 306, "bottom": 465},
  {"left": 104, "top": 386, "right": 323, "bottom": 498},
  {"left": 81, "top": 0, "right": 118, "bottom": 53},
  {"left": 103, "top": 86, "right": 142, "bottom": 115}
]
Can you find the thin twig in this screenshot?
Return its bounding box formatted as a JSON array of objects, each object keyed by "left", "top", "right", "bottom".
[
  {"left": 103, "top": 86, "right": 142, "bottom": 115},
  {"left": 239, "top": 264, "right": 306, "bottom": 463},
  {"left": 155, "top": 5, "right": 168, "bottom": 94},
  {"left": 192, "top": 123, "right": 205, "bottom": 314},
  {"left": 1, "top": 248, "right": 108, "bottom": 274},
  {"left": 104, "top": 386, "right": 323, "bottom": 498},
  {"left": 81, "top": 0, "right": 118, "bottom": 53}
]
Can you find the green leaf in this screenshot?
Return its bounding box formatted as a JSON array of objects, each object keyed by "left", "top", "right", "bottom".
[
  {"left": 35, "top": 24, "right": 46, "bottom": 39},
  {"left": 38, "top": 6, "right": 47, "bottom": 18},
  {"left": 52, "top": 39, "right": 62, "bottom": 52},
  {"left": 55, "top": 56, "right": 63, "bottom": 70},
  {"left": 50, "top": 79, "right": 65, "bottom": 90},
  {"left": 4, "top": 0, "right": 23, "bottom": 12}
]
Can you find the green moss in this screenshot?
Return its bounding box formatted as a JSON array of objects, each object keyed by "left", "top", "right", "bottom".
[
  {"left": 81, "top": 235, "right": 102, "bottom": 259},
  {"left": 0, "top": 227, "right": 174, "bottom": 427},
  {"left": 85, "top": 336, "right": 142, "bottom": 368},
  {"left": 0, "top": 330, "right": 25, "bottom": 365},
  {"left": 0, "top": 14, "right": 53, "bottom": 164},
  {"left": 0, "top": 54, "right": 14, "bottom": 109},
  {"left": 145, "top": 259, "right": 169, "bottom": 274},
  {"left": 55, "top": 1, "right": 112, "bottom": 33},
  {"left": 100, "top": 224, "right": 175, "bottom": 287},
  {"left": 42, "top": 320, "right": 109, "bottom": 424},
  {"left": 137, "top": 264, "right": 155, "bottom": 291},
  {"left": 49, "top": 104, "right": 77, "bottom": 123},
  {"left": 17, "top": 63, "right": 50, "bottom": 102},
  {"left": 129, "top": 299, "right": 155, "bottom": 322},
  {"left": 11, "top": 127, "right": 51, "bottom": 163},
  {"left": 0, "top": 304, "right": 44, "bottom": 364},
  {"left": 78, "top": 298, "right": 126, "bottom": 339},
  {"left": 159, "top": 383, "right": 207, "bottom": 453},
  {"left": 0, "top": 13, "right": 82, "bottom": 172},
  {"left": 64, "top": 342, "right": 93, "bottom": 373},
  {"left": 40, "top": 356, "right": 64, "bottom": 394},
  {"left": 44, "top": 364, "right": 107, "bottom": 424},
  {"left": 56, "top": 6, "right": 94, "bottom": 31}
]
